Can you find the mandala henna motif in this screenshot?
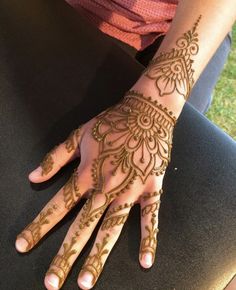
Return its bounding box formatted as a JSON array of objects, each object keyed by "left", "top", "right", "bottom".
[
  {"left": 63, "top": 168, "right": 81, "bottom": 210},
  {"left": 144, "top": 15, "right": 202, "bottom": 100},
  {"left": 140, "top": 213, "right": 159, "bottom": 264},
  {"left": 92, "top": 90, "right": 176, "bottom": 186},
  {"left": 80, "top": 233, "right": 110, "bottom": 286},
  {"left": 17, "top": 204, "right": 57, "bottom": 251},
  {"left": 46, "top": 236, "right": 77, "bottom": 288}
]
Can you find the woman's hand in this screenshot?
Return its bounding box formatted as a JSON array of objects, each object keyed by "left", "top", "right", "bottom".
[{"left": 15, "top": 90, "right": 176, "bottom": 290}]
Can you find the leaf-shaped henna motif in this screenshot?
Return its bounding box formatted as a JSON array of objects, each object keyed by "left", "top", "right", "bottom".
[
  {"left": 63, "top": 168, "right": 81, "bottom": 210},
  {"left": 65, "top": 126, "right": 82, "bottom": 153},
  {"left": 101, "top": 202, "right": 134, "bottom": 230},
  {"left": 40, "top": 145, "right": 58, "bottom": 176},
  {"left": 144, "top": 15, "right": 202, "bottom": 100}
]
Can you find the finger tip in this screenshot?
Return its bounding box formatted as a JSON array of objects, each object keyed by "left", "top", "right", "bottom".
[
  {"left": 15, "top": 237, "right": 29, "bottom": 253},
  {"left": 78, "top": 272, "right": 94, "bottom": 290},
  {"left": 44, "top": 273, "right": 59, "bottom": 290},
  {"left": 28, "top": 167, "right": 42, "bottom": 181},
  {"left": 140, "top": 253, "right": 153, "bottom": 269}
]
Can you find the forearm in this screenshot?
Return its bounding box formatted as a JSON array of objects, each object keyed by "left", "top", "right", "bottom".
[{"left": 131, "top": 0, "right": 236, "bottom": 118}]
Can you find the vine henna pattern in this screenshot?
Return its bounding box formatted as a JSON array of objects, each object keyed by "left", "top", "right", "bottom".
[
  {"left": 46, "top": 236, "right": 78, "bottom": 289},
  {"left": 139, "top": 213, "right": 159, "bottom": 264},
  {"left": 63, "top": 168, "right": 81, "bottom": 210},
  {"left": 80, "top": 233, "right": 110, "bottom": 286},
  {"left": 144, "top": 15, "right": 202, "bottom": 100},
  {"left": 17, "top": 204, "right": 58, "bottom": 251}
]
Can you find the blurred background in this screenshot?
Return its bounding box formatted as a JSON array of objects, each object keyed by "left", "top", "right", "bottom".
[{"left": 207, "top": 25, "right": 236, "bottom": 140}]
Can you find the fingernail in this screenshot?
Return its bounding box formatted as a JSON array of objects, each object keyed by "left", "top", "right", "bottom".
[
  {"left": 15, "top": 237, "right": 29, "bottom": 252},
  {"left": 45, "top": 273, "right": 59, "bottom": 290},
  {"left": 143, "top": 253, "right": 153, "bottom": 268},
  {"left": 79, "top": 272, "right": 94, "bottom": 289},
  {"left": 28, "top": 166, "right": 41, "bottom": 179}
]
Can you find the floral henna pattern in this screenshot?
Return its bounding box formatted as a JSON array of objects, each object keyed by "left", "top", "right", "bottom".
[
  {"left": 17, "top": 204, "right": 57, "bottom": 251},
  {"left": 80, "top": 233, "right": 110, "bottom": 286},
  {"left": 140, "top": 213, "right": 159, "bottom": 264},
  {"left": 144, "top": 15, "right": 202, "bottom": 100},
  {"left": 76, "top": 90, "right": 176, "bottom": 239},
  {"left": 46, "top": 236, "right": 78, "bottom": 288},
  {"left": 63, "top": 168, "right": 81, "bottom": 210}
]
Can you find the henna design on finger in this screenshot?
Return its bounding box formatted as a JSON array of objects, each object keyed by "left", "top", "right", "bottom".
[
  {"left": 142, "top": 189, "right": 163, "bottom": 201},
  {"left": 140, "top": 213, "right": 159, "bottom": 264},
  {"left": 17, "top": 204, "right": 58, "bottom": 251},
  {"left": 40, "top": 145, "right": 58, "bottom": 176},
  {"left": 144, "top": 16, "right": 201, "bottom": 100},
  {"left": 101, "top": 202, "right": 134, "bottom": 230},
  {"left": 101, "top": 213, "right": 129, "bottom": 230},
  {"left": 46, "top": 236, "right": 78, "bottom": 288},
  {"left": 141, "top": 201, "right": 160, "bottom": 217},
  {"left": 80, "top": 233, "right": 110, "bottom": 286},
  {"left": 63, "top": 168, "right": 81, "bottom": 210},
  {"left": 65, "top": 126, "right": 82, "bottom": 153}
]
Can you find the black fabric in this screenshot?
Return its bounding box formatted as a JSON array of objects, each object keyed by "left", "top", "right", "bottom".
[{"left": 0, "top": 1, "right": 236, "bottom": 290}]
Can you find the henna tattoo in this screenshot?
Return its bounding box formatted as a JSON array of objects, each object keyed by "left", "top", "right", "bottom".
[
  {"left": 140, "top": 213, "right": 159, "bottom": 263},
  {"left": 78, "top": 90, "right": 175, "bottom": 236},
  {"left": 65, "top": 126, "right": 82, "bottom": 153},
  {"left": 142, "top": 189, "right": 163, "bottom": 201},
  {"left": 101, "top": 213, "right": 129, "bottom": 230},
  {"left": 80, "top": 233, "right": 110, "bottom": 285},
  {"left": 142, "top": 201, "right": 160, "bottom": 217},
  {"left": 101, "top": 202, "right": 134, "bottom": 230},
  {"left": 40, "top": 145, "right": 58, "bottom": 176},
  {"left": 92, "top": 90, "right": 176, "bottom": 187},
  {"left": 17, "top": 204, "right": 57, "bottom": 251},
  {"left": 46, "top": 236, "right": 77, "bottom": 288},
  {"left": 144, "top": 15, "right": 202, "bottom": 100},
  {"left": 63, "top": 168, "right": 81, "bottom": 210},
  {"left": 105, "top": 202, "right": 134, "bottom": 218}
]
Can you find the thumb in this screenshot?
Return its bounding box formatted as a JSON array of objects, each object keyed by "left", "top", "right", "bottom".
[{"left": 28, "top": 124, "right": 84, "bottom": 183}]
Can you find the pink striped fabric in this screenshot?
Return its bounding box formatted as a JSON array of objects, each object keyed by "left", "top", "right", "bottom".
[{"left": 65, "top": 0, "right": 178, "bottom": 51}]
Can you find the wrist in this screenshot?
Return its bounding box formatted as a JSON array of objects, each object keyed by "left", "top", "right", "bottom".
[{"left": 129, "top": 75, "right": 185, "bottom": 119}]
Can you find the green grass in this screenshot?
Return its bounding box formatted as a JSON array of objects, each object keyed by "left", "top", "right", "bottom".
[{"left": 206, "top": 25, "right": 236, "bottom": 140}]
